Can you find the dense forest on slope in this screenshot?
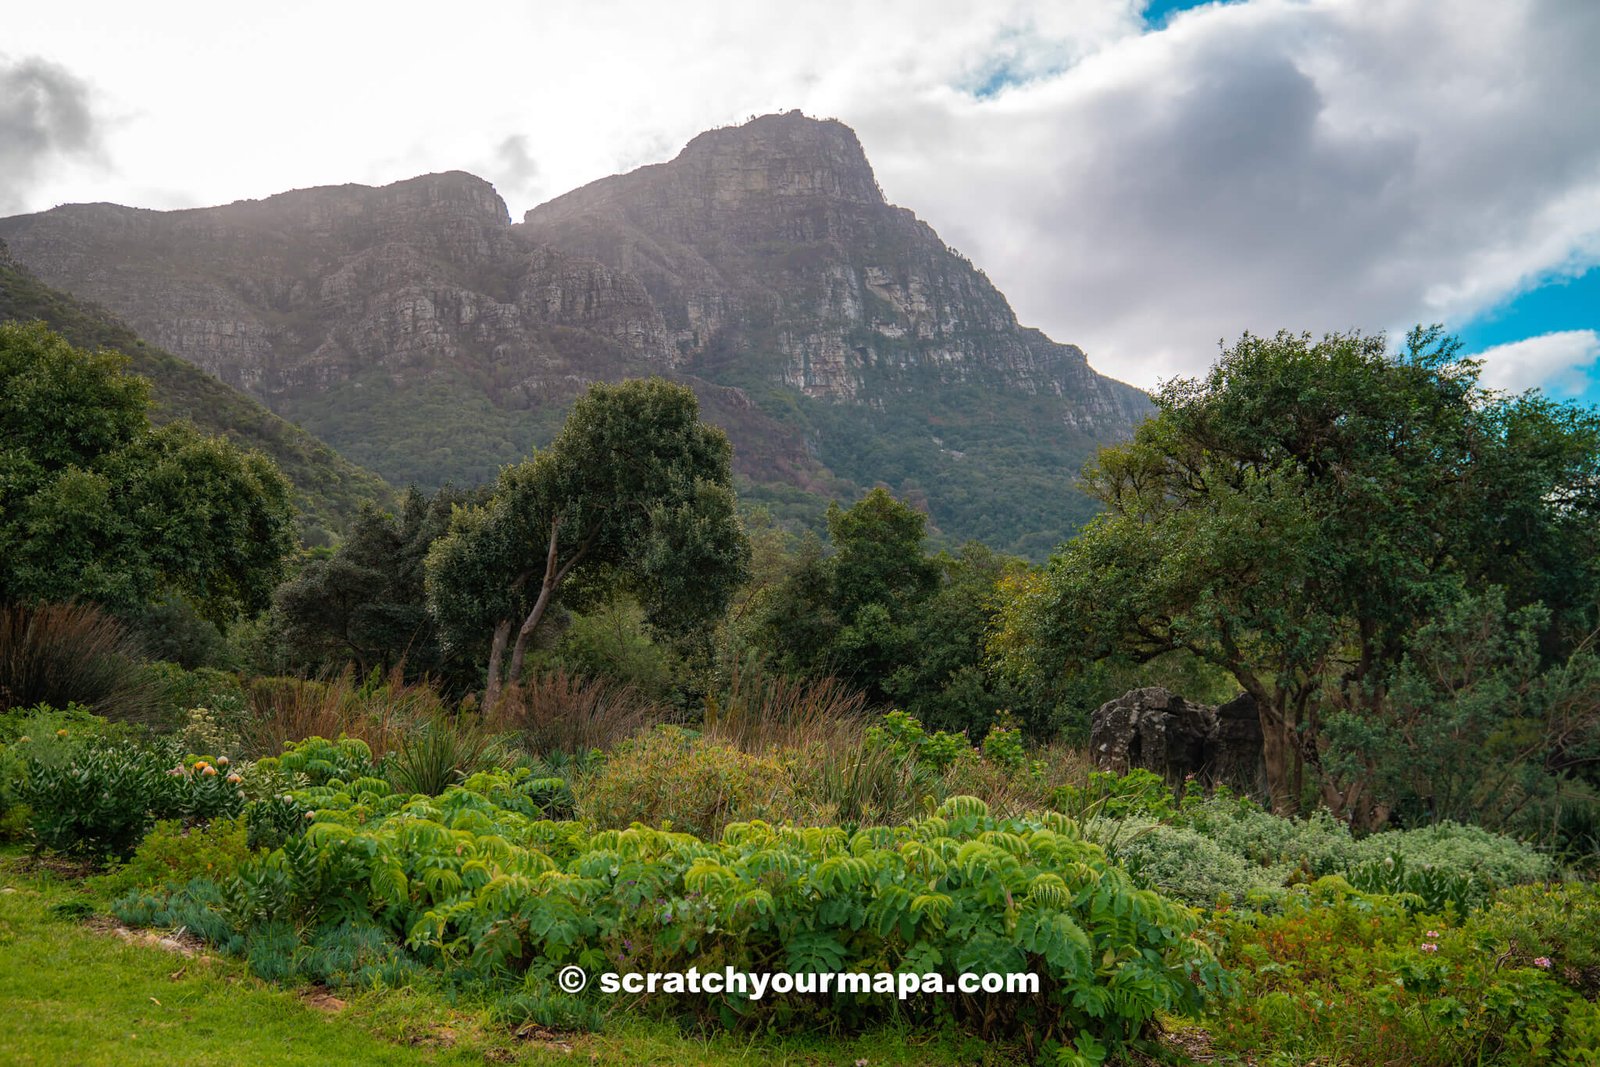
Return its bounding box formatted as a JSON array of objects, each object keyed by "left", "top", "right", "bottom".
[{"left": 0, "top": 240, "right": 391, "bottom": 541}]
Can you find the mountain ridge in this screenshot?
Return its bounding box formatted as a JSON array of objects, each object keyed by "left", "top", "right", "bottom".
[{"left": 0, "top": 112, "right": 1149, "bottom": 554}]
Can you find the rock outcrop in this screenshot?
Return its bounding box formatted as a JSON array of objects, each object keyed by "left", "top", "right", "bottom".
[{"left": 1090, "top": 687, "right": 1265, "bottom": 796}]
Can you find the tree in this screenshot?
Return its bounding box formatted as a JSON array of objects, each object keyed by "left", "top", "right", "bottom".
[
  {"left": 0, "top": 321, "right": 296, "bottom": 623},
  {"left": 885, "top": 541, "right": 1035, "bottom": 737},
  {"left": 273, "top": 485, "right": 478, "bottom": 683},
  {"left": 425, "top": 378, "right": 750, "bottom": 709},
  {"left": 994, "top": 327, "right": 1600, "bottom": 818},
  {"left": 751, "top": 491, "right": 1047, "bottom": 733},
  {"left": 754, "top": 488, "right": 936, "bottom": 702}
]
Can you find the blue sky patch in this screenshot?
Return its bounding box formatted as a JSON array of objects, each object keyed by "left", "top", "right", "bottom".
[
  {"left": 1142, "top": 0, "right": 1230, "bottom": 30},
  {"left": 1453, "top": 266, "right": 1600, "bottom": 406}
]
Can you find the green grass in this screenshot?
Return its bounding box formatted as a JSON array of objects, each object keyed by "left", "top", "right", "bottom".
[{"left": 0, "top": 851, "right": 1009, "bottom": 1065}]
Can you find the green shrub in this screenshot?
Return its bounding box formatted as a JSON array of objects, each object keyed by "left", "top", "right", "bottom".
[
  {"left": 1350, "top": 821, "right": 1556, "bottom": 891},
  {"left": 576, "top": 726, "right": 804, "bottom": 838},
  {"left": 1467, "top": 883, "right": 1600, "bottom": 998},
  {"left": 139, "top": 661, "right": 248, "bottom": 729},
  {"left": 1054, "top": 769, "right": 1178, "bottom": 822},
  {"left": 781, "top": 733, "right": 934, "bottom": 828},
  {"left": 253, "top": 735, "right": 375, "bottom": 787},
  {"left": 1, "top": 704, "right": 126, "bottom": 839},
  {"left": 864, "top": 709, "right": 968, "bottom": 770},
  {"left": 1179, "top": 799, "right": 1356, "bottom": 877},
  {"left": 92, "top": 816, "right": 255, "bottom": 897},
  {"left": 1207, "top": 882, "right": 1592, "bottom": 1065},
  {"left": 17, "top": 738, "right": 179, "bottom": 858},
  {"left": 1098, "top": 818, "right": 1288, "bottom": 909},
  {"left": 14, "top": 729, "right": 250, "bottom": 859},
  {"left": 383, "top": 716, "right": 508, "bottom": 796}
]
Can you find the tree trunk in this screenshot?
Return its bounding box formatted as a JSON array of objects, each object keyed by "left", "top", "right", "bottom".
[
  {"left": 506, "top": 517, "right": 584, "bottom": 692},
  {"left": 1259, "top": 709, "right": 1299, "bottom": 815},
  {"left": 483, "top": 617, "right": 511, "bottom": 714}
]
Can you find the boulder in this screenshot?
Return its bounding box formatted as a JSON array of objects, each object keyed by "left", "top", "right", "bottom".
[{"left": 1089, "top": 686, "right": 1265, "bottom": 796}]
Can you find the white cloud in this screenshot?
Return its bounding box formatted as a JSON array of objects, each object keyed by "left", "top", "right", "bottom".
[
  {"left": 852, "top": 0, "right": 1600, "bottom": 386},
  {"left": 1472, "top": 330, "right": 1600, "bottom": 397},
  {"left": 2, "top": 1, "right": 1598, "bottom": 395},
  {"left": 0, "top": 54, "right": 106, "bottom": 214}
]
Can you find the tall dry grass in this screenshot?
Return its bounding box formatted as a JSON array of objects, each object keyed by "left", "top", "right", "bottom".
[
  {"left": 703, "top": 656, "right": 869, "bottom": 753},
  {"left": 0, "top": 602, "right": 164, "bottom": 723},
  {"left": 485, "top": 669, "right": 663, "bottom": 756},
  {"left": 237, "top": 666, "right": 444, "bottom": 758}
]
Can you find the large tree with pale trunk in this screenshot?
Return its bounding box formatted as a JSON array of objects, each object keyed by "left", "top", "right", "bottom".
[
  {"left": 425, "top": 378, "right": 750, "bottom": 711},
  {"left": 993, "top": 327, "right": 1600, "bottom": 822}
]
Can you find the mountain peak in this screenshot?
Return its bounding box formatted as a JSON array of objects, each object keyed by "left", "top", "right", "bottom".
[{"left": 674, "top": 111, "right": 885, "bottom": 205}]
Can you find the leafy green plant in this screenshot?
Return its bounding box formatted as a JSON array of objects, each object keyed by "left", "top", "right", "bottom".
[
  {"left": 1346, "top": 853, "right": 1486, "bottom": 917},
  {"left": 1053, "top": 769, "right": 1177, "bottom": 822},
  {"left": 17, "top": 738, "right": 178, "bottom": 858},
  {"left": 864, "top": 709, "right": 968, "bottom": 770},
  {"left": 125, "top": 784, "right": 1226, "bottom": 1058},
  {"left": 1467, "top": 882, "right": 1600, "bottom": 998},
  {"left": 1099, "top": 818, "right": 1287, "bottom": 910},
  {"left": 1349, "top": 822, "right": 1555, "bottom": 894},
  {"left": 17, "top": 736, "right": 249, "bottom": 859},
  {"left": 1207, "top": 881, "right": 1593, "bottom": 1065},
  {"left": 253, "top": 735, "right": 376, "bottom": 787}
]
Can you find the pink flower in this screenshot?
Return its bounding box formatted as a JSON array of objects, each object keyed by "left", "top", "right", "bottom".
[
  {"left": 1425, "top": 930, "right": 1442, "bottom": 938},
  {"left": 1535, "top": 957, "right": 1553, "bottom": 969},
  {"left": 1420, "top": 943, "right": 1438, "bottom": 953}
]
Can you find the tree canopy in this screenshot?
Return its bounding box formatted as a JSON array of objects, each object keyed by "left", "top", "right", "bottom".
[
  {"left": 0, "top": 321, "right": 296, "bottom": 623},
  {"left": 424, "top": 378, "right": 750, "bottom": 708},
  {"left": 994, "top": 327, "right": 1600, "bottom": 819},
  {"left": 274, "top": 485, "right": 480, "bottom": 684}
]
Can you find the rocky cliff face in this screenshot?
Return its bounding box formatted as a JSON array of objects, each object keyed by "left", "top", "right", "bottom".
[
  {"left": 0, "top": 113, "right": 1149, "bottom": 552},
  {"left": 520, "top": 112, "right": 1148, "bottom": 432},
  {"left": 0, "top": 172, "right": 673, "bottom": 402}
]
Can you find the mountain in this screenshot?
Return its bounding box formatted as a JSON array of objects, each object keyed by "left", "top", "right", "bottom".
[
  {"left": 0, "top": 112, "right": 1148, "bottom": 556},
  {"left": 0, "top": 238, "right": 392, "bottom": 541}
]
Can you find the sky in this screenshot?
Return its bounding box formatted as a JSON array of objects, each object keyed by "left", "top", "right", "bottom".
[{"left": 2, "top": 0, "right": 1597, "bottom": 405}]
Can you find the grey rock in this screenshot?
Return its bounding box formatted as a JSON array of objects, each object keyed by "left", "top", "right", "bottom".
[{"left": 1090, "top": 686, "right": 1265, "bottom": 796}]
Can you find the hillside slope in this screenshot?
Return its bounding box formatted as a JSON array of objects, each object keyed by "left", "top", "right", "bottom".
[{"left": 0, "top": 239, "right": 392, "bottom": 540}]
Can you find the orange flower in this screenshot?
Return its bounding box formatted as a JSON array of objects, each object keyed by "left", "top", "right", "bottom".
[{"left": 201, "top": 765, "right": 218, "bottom": 777}]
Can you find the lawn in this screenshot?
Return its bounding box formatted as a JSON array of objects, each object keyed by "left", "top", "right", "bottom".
[{"left": 0, "top": 852, "right": 1002, "bottom": 1067}]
